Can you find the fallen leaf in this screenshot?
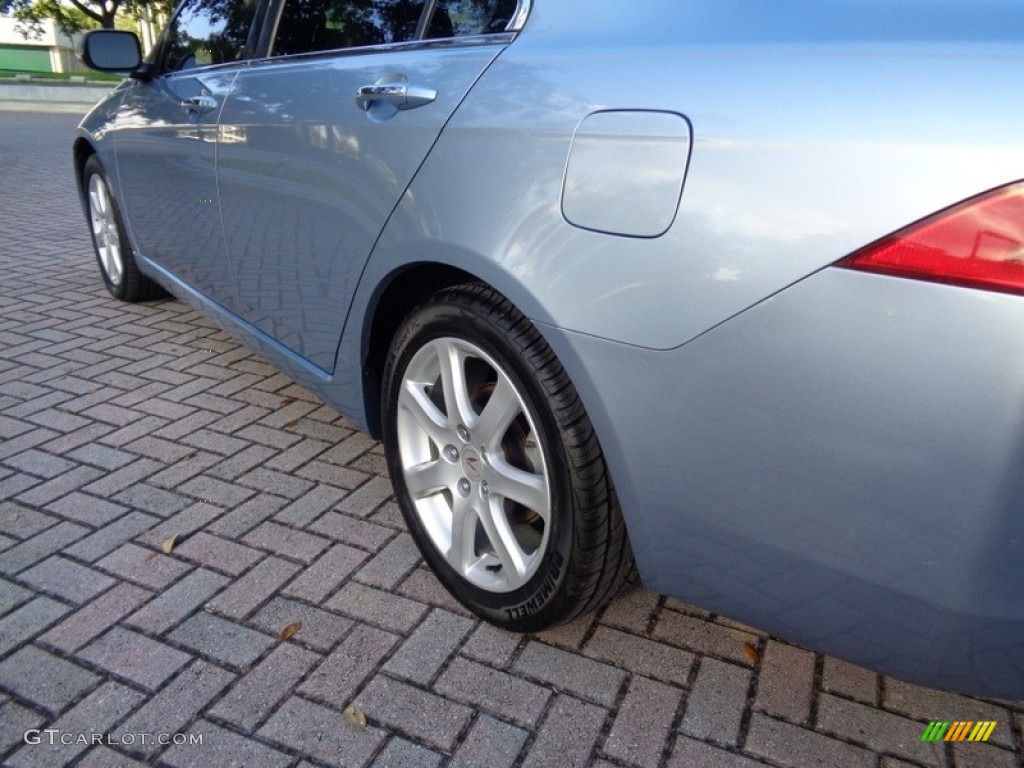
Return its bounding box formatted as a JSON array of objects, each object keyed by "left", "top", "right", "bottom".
[
  {"left": 343, "top": 706, "right": 367, "bottom": 731},
  {"left": 161, "top": 534, "right": 179, "bottom": 555},
  {"left": 284, "top": 420, "right": 300, "bottom": 430},
  {"left": 277, "top": 622, "right": 301, "bottom": 643},
  {"left": 7, "top": 513, "right": 17, "bottom": 522},
  {"left": 279, "top": 398, "right": 296, "bottom": 407},
  {"left": 742, "top": 642, "right": 760, "bottom": 664},
  {"left": 143, "top": 551, "right": 158, "bottom": 562}
]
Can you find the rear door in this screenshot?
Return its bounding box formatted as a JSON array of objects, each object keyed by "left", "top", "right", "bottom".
[{"left": 217, "top": 0, "right": 520, "bottom": 371}]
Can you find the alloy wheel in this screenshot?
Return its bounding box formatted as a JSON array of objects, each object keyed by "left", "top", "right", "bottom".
[
  {"left": 395, "top": 336, "right": 551, "bottom": 593},
  {"left": 88, "top": 173, "right": 123, "bottom": 287}
]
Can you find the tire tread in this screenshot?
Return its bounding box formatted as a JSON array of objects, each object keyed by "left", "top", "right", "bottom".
[
  {"left": 83, "top": 155, "right": 166, "bottom": 303},
  {"left": 427, "top": 282, "right": 634, "bottom": 627}
]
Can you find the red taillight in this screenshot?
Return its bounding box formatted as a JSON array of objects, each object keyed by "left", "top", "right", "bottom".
[{"left": 838, "top": 182, "right": 1024, "bottom": 295}]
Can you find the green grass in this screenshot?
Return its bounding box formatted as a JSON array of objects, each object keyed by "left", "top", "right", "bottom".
[{"left": 0, "top": 69, "right": 122, "bottom": 82}]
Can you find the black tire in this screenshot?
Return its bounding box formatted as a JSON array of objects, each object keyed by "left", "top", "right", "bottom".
[
  {"left": 382, "top": 283, "right": 633, "bottom": 632},
  {"left": 83, "top": 154, "right": 165, "bottom": 302}
]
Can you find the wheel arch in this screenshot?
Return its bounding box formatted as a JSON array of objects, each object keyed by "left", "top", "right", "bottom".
[
  {"left": 361, "top": 261, "right": 482, "bottom": 439},
  {"left": 72, "top": 137, "right": 97, "bottom": 206},
  {"left": 358, "top": 256, "right": 566, "bottom": 441},
  {"left": 376, "top": 279, "right": 635, "bottom": 628}
]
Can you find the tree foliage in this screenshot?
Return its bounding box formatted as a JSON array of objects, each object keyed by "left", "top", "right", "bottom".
[{"left": 2, "top": 0, "right": 170, "bottom": 36}]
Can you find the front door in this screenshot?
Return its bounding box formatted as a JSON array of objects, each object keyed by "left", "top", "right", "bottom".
[
  {"left": 216, "top": 0, "right": 514, "bottom": 371},
  {"left": 114, "top": 0, "right": 260, "bottom": 306}
]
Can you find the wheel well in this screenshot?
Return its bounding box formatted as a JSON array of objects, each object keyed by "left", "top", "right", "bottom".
[
  {"left": 73, "top": 139, "right": 95, "bottom": 198},
  {"left": 362, "top": 263, "right": 480, "bottom": 438}
]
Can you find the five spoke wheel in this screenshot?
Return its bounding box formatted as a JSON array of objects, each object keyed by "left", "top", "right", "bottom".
[
  {"left": 397, "top": 337, "right": 551, "bottom": 592},
  {"left": 383, "top": 284, "right": 633, "bottom": 631},
  {"left": 82, "top": 155, "right": 164, "bottom": 302},
  {"left": 88, "top": 172, "right": 124, "bottom": 287}
]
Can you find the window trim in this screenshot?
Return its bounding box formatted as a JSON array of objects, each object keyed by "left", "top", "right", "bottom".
[
  {"left": 507, "top": 0, "right": 530, "bottom": 32},
  {"left": 152, "top": 0, "right": 274, "bottom": 76},
  {"left": 260, "top": 0, "right": 530, "bottom": 61},
  {"left": 414, "top": 0, "right": 440, "bottom": 39}
]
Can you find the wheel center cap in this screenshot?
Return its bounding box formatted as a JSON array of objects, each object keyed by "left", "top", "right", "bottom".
[{"left": 461, "top": 447, "right": 484, "bottom": 479}]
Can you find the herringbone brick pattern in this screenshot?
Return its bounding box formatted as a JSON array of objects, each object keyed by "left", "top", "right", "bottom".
[{"left": 1, "top": 110, "right": 1022, "bottom": 768}]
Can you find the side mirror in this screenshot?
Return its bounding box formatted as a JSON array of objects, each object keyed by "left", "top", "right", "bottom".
[{"left": 81, "top": 30, "right": 142, "bottom": 75}]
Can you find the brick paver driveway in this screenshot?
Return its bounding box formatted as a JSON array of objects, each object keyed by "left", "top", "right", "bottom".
[{"left": 1, "top": 110, "right": 1022, "bottom": 768}]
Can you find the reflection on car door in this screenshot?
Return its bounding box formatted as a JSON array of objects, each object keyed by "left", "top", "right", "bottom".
[
  {"left": 114, "top": 0, "right": 259, "bottom": 306},
  {"left": 216, "top": 1, "right": 507, "bottom": 371}
]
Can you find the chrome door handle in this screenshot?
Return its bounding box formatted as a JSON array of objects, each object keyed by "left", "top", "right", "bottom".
[
  {"left": 355, "top": 83, "right": 437, "bottom": 111},
  {"left": 180, "top": 95, "right": 218, "bottom": 115}
]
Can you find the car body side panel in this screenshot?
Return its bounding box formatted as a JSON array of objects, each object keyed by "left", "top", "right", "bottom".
[
  {"left": 343, "top": 1, "right": 1024, "bottom": 355},
  {"left": 76, "top": 77, "right": 375, "bottom": 428},
  {"left": 113, "top": 72, "right": 240, "bottom": 306},
  {"left": 537, "top": 267, "right": 1024, "bottom": 695},
  {"left": 217, "top": 44, "right": 504, "bottom": 372},
  {"left": 72, "top": 0, "right": 1024, "bottom": 696},
  {"left": 134, "top": 249, "right": 369, "bottom": 423},
  {"left": 75, "top": 86, "right": 127, "bottom": 205}
]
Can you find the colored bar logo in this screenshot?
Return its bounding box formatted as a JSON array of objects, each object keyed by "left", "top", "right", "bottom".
[{"left": 921, "top": 721, "right": 997, "bottom": 742}]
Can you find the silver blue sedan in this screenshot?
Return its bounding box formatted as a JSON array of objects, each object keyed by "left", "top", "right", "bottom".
[{"left": 74, "top": 0, "right": 1024, "bottom": 696}]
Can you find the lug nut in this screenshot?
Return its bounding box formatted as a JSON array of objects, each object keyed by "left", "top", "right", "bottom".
[
  {"left": 444, "top": 445, "right": 458, "bottom": 462},
  {"left": 457, "top": 478, "right": 471, "bottom": 496},
  {"left": 457, "top": 425, "right": 470, "bottom": 442}
]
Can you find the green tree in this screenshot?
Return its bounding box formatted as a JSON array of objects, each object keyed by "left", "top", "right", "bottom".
[{"left": 2, "top": 0, "right": 165, "bottom": 35}]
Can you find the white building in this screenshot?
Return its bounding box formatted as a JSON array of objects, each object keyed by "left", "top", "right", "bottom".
[
  {"left": 1, "top": 9, "right": 163, "bottom": 75},
  {"left": 0, "top": 15, "right": 86, "bottom": 74}
]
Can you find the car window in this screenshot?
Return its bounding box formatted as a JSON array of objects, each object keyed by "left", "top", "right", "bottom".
[
  {"left": 162, "top": 0, "right": 261, "bottom": 72},
  {"left": 429, "top": 0, "right": 519, "bottom": 38},
  {"left": 271, "top": 0, "right": 517, "bottom": 56},
  {"left": 273, "top": 0, "right": 425, "bottom": 56}
]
